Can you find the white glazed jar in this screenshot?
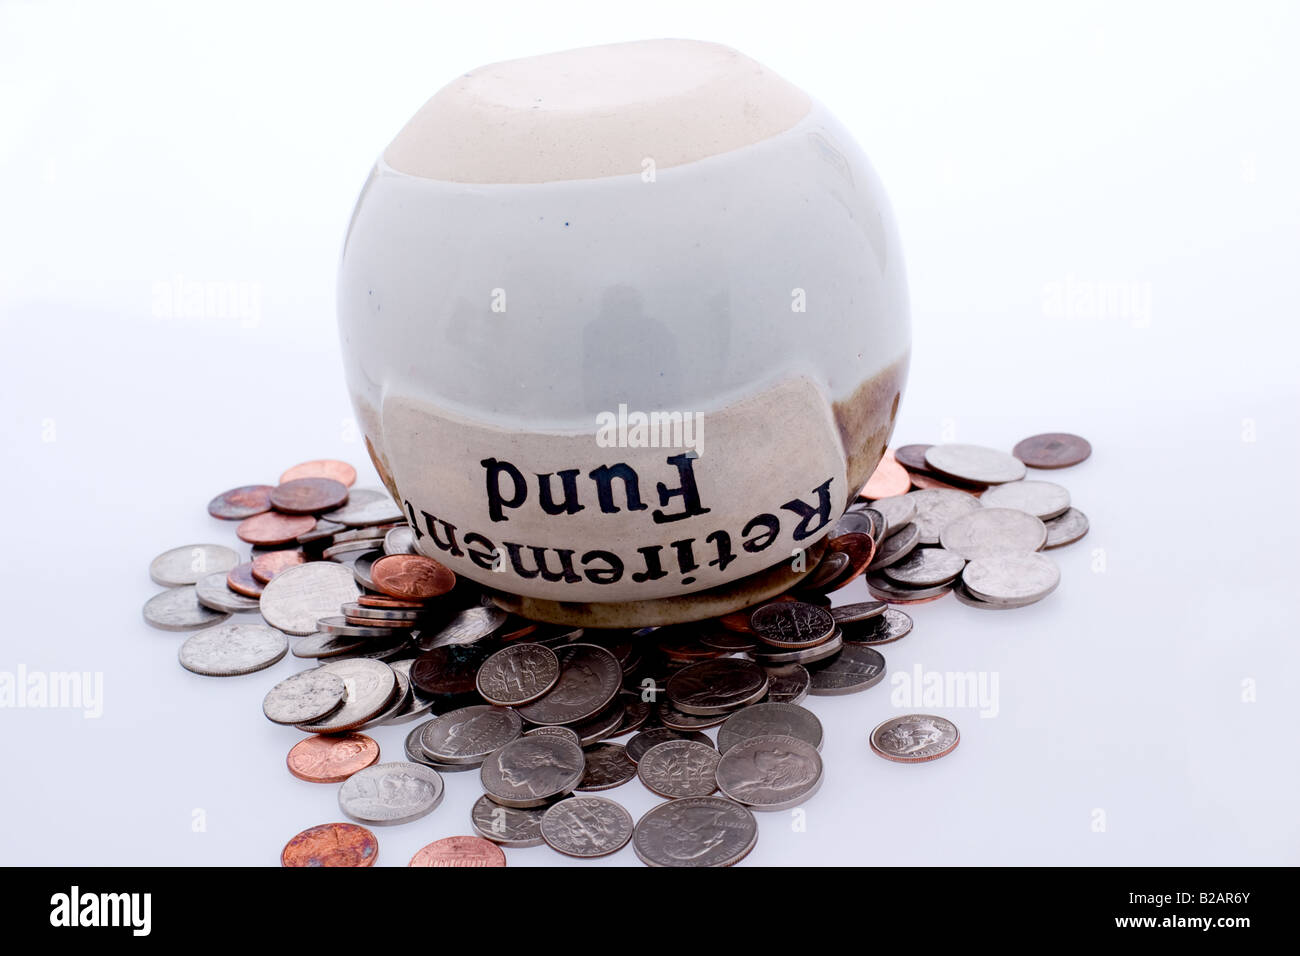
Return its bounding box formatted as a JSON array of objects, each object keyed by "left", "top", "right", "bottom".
[{"left": 338, "top": 39, "right": 909, "bottom": 626}]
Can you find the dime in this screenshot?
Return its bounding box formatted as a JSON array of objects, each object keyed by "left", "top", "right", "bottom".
[
  {"left": 207, "top": 485, "right": 274, "bottom": 520},
  {"left": 1043, "top": 507, "right": 1090, "bottom": 549},
  {"left": 633, "top": 797, "right": 758, "bottom": 867},
  {"left": 270, "top": 477, "right": 349, "bottom": 515},
  {"left": 338, "top": 761, "right": 444, "bottom": 825},
  {"left": 924, "top": 444, "right": 1027, "bottom": 485},
  {"left": 476, "top": 643, "right": 560, "bottom": 705},
  {"left": 883, "top": 547, "right": 966, "bottom": 587},
  {"left": 637, "top": 739, "right": 720, "bottom": 798},
  {"left": 280, "top": 459, "right": 358, "bottom": 487},
  {"left": 748, "top": 628, "right": 842, "bottom": 665},
  {"left": 420, "top": 705, "right": 523, "bottom": 764},
  {"left": 979, "top": 479, "right": 1070, "bottom": 520},
  {"left": 904, "top": 489, "right": 982, "bottom": 545},
  {"left": 867, "top": 521, "right": 920, "bottom": 570},
  {"left": 409, "top": 835, "right": 506, "bottom": 867},
  {"left": 420, "top": 605, "right": 508, "bottom": 649},
  {"left": 371, "top": 553, "right": 456, "bottom": 600},
  {"left": 263, "top": 669, "right": 347, "bottom": 725},
  {"left": 577, "top": 743, "right": 637, "bottom": 791},
  {"left": 868, "top": 494, "right": 916, "bottom": 532},
  {"left": 236, "top": 511, "right": 317, "bottom": 546},
  {"left": 762, "top": 664, "right": 810, "bottom": 704},
  {"left": 143, "top": 586, "right": 230, "bottom": 631},
  {"left": 962, "top": 552, "right": 1060, "bottom": 605},
  {"left": 806, "top": 644, "right": 886, "bottom": 696},
  {"left": 542, "top": 797, "right": 634, "bottom": 858},
  {"left": 861, "top": 449, "right": 911, "bottom": 498},
  {"left": 1012, "top": 432, "right": 1091, "bottom": 469},
  {"left": 515, "top": 643, "right": 622, "bottom": 725},
  {"left": 250, "top": 549, "right": 306, "bottom": 584},
  {"left": 295, "top": 659, "right": 397, "bottom": 734},
  {"left": 259, "top": 562, "right": 360, "bottom": 636},
  {"left": 869, "top": 714, "right": 960, "bottom": 763},
  {"left": 830, "top": 601, "right": 886, "bottom": 623},
  {"left": 281, "top": 823, "right": 377, "bottom": 867},
  {"left": 749, "top": 601, "right": 835, "bottom": 649},
  {"left": 178, "top": 621, "right": 287, "bottom": 676},
  {"left": 716, "top": 734, "right": 823, "bottom": 810},
  {"left": 480, "top": 735, "right": 586, "bottom": 808},
  {"left": 322, "top": 487, "right": 403, "bottom": 528},
  {"left": 939, "top": 507, "right": 1047, "bottom": 560},
  {"left": 194, "top": 570, "right": 261, "bottom": 613},
  {"left": 666, "top": 658, "right": 768, "bottom": 716},
  {"left": 287, "top": 733, "right": 380, "bottom": 783},
  {"left": 840, "top": 607, "right": 913, "bottom": 645},
  {"left": 471, "top": 794, "right": 546, "bottom": 847},
  {"left": 410, "top": 644, "right": 493, "bottom": 697},
  {"left": 149, "top": 543, "right": 240, "bottom": 587},
  {"left": 524, "top": 725, "right": 583, "bottom": 747},
  {"left": 626, "top": 727, "right": 712, "bottom": 764},
  {"left": 718, "top": 703, "right": 823, "bottom": 755},
  {"left": 383, "top": 525, "right": 417, "bottom": 555}
]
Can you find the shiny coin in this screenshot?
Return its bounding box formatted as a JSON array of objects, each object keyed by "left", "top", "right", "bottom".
[
  {"left": 633, "top": 796, "right": 758, "bottom": 867},
  {"left": 143, "top": 586, "right": 230, "bottom": 631},
  {"left": 762, "top": 664, "right": 810, "bottom": 704},
  {"left": 410, "top": 644, "right": 492, "bottom": 697},
  {"left": 236, "top": 511, "right": 316, "bottom": 546},
  {"left": 626, "top": 727, "right": 713, "bottom": 764},
  {"left": 869, "top": 495, "right": 916, "bottom": 532},
  {"left": 717, "top": 703, "right": 823, "bottom": 755},
  {"left": 830, "top": 601, "right": 886, "bottom": 623},
  {"left": 666, "top": 658, "right": 768, "bottom": 716},
  {"left": 940, "top": 507, "right": 1047, "bottom": 560},
  {"left": 637, "top": 739, "right": 721, "bottom": 798},
  {"left": 371, "top": 553, "right": 457, "bottom": 600},
  {"left": 281, "top": 823, "right": 377, "bottom": 867},
  {"left": 577, "top": 743, "right": 637, "bottom": 791},
  {"left": 925, "top": 443, "right": 1027, "bottom": 485},
  {"left": 250, "top": 549, "right": 306, "bottom": 584},
  {"left": 194, "top": 570, "right": 261, "bottom": 613},
  {"left": 178, "top": 621, "right": 287, "bottom": 676},
  {"left": 287, "top": 733, "right": 380, "bottom": 783},
  {"left": 841, "top": 607, "right": 913, "bottom": 645},
  {"left": 870, "top": 714, "right": 960, "bottom": 763},
  {"left": 524, "top": 725, "right": 583, "bottom": 747},
  {"left": 716, "top": 734, "right": 823, "bottom": 811},
  {"left": 259, "top": 562, "right": 360, "bottom": 636},
  {"left": 748, "top": 631, "right": 843, "bottom": 665},
  {"left": 471, "top": 795, "right": 545, "bottom": 847},
  {"left": 270, "top": 477, "right": 349, "bottom": 515},
  {"left": 1012, "top": 432, "right": 1091, "bottom": 469},
  {"left": 476, "top": 643, "right": 560, "bottom": 706},
  {"left": 867, "top": 521, "right": 921, "bottom": 570},
  {"left": 904, "top": 488, "right": 982, "bottom": 545},
  {"left": 207, "top": 484, "right": 274, "bottom": 520},
  {"left": 749, "top": 601, "right": 835, "bottom": 649},
  {"left": 979, "top": 479, "right": 1071, "bottom": 520},
  {"left": 149, "top": 543, "right": 240, "bottom": 587},
  {"left": 541, "top": 797, "right": 634, "bottom": 858},
  {"left": 341, "top": 603, "right": 423, "bottom": 623},
  {"left": 357, "top": 594, "right": 427, "bottom": 609},
  {"left": 338, "top": 761, "right": 444, "bottom": 825},
  {"left": 420, "top": 605, "right": 508, "bottom": 649},
  {"left": 263, "top": 669, "right": 347, "bottom": 724},
  {"left": 420, "top": 705, "right": 523, "bottom": 764},
  {"left": 515, "top": 643, "right": 622, "bottom": 725},
  {"left": 322, "top": 487, "right": 403, "bottom": 528},
  {"left": 280, "top": 459, "right": 357, "bottom": 487},
  {"left": 807, "top": 644, "right": 886, "bottom": 696},
  {"left": 409, "top": 835, "right": 506, "bottom": 867},
  {"left": 1043, "top": 507, "right": 1090, "bottom": 548},
  {"left": 883, "top": 547, "right": 966, "bottom": 587},
  {"left": 480, "top": 735, "right": 586, "bottom": 808},
  {"left": 864, "top": 573, "right": 953, "bottom": 603},
  {"left": 962, "top": 552, "right": 1060, "bottom": 605},
  {"left": 383, "top": 525, "right": 417, "bottom": 555},
  {"left": 295, "top": 659, "right": 397, "bottom": 734},
  {"left": 861, "top": 449, "right": 912, "bottom": 499},
  {"left": 225, "top": 562, "right": 263, "bottom": 598}
]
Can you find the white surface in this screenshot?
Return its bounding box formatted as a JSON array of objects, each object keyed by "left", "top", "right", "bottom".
[{"left": 1, "top": 0, "right": 1297, "bottom": 866}]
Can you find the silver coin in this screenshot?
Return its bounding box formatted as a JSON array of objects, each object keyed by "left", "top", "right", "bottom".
[
  {"left": 859, "top": 507, "right": 887, "bottom": 539},
  {"left": 259, "top": 562, "right": 360, "bottom": 636},
  {"left": 143, "top": 587, "right": 230, "bottom": 631},
  {"left": 380, "top": 659, "right": 438, "bottom": 724},
  {"left": 524, "top": 724, "right": 583, "bottom": 747},
  {"left": 962, "top": 552, "right": 1060, "bottom": 605},
  {"left": 939, "top": 507, "right": 1047, "bottom": 560},
  {"left": 515, "top": 643, "right": 622, "bottom": 725},
  {"left": 632, "top": 796, "right": 758, "bottom": 867},
  {"left": 867, "top": 521, "right": 921, "bottom": 570},
  {"left": 322, "top": 538, "right": 385, "bottom": 560},
  {"left": 611, "top": 691, "right": 653, "bottom": 736},
  {"left": 626, "top": 727, "right": 713, "bottom": 764},
  {"left": 404, "top": 722, "right": 482, "bottom": 772},
  {"left": 340, "top": 603, "right": 424, "bottom": 623},
  {"left": 383, "top": 525, "right": 418, "bottom": 555},
  {"left": 715, "top": 734, "right": 823, "bottom": 811},
  {"left": 317, "top": 616, "right": 404, "bottom": 639},
  {"left": 194, "top": 570, "right": 261, "bottom": 613},
  {"left": 831, "top": 510, "right": 873, "bottom": 537},
  {"left": 360, "top": 662, "right": 413, "bottom": 727},
  {"left": 666, "top": 658, "right": 768, "bottom": 716},
  {"left": 749, "top": 631, "right": 843, "bottom": 665},
  {"left": 762, "top": 664, "right": 810, "bottom": 704},
  {"left": 869, "top": 495, "right": 916, "bottom": 532},
  {"left": 178, "top": 621, "right": 287, "bottom": 676},
  {"left": 541, "top": 796, "right": 634, "bottom": 858},
  {"left": 951, "top": 578, "right": 1044, "bottom": 609},
  {"left": 841, "top": 607, "right": 913, "bottom": 645},
  {"left": 419, "top": 704, "right": 523, "bottom": 764},
  {"left": 749, "top": 602, "right": 836, "bottom": 649},
  {"left": 421, "top": 605, "right": 509, "bottom": 649},
  {"left": 149, "top": 543, "right": 240, "bottom": 587},
  {"left": 291, "top": 631, "right": 368, "bottom": 659},
  {"left": 717, "top": 703, "right": 823, "bottom": 755},
  {"left": 883, "top": 547, "right": 966, "bottom": 586},
  {"left": 870, "top": 714, "right": 960, "bottom": 763},
  {"left": 864, "top": 573, "right": 953, "bottom": 602},
  {"left": 351, "top": 549, "right": 384, "bottom": 590},
  {"left": 924, "top": 444, "right": 1026, "bottom": 485},
  {"left": 807, "top": 644, "right": 886, "bottom": 696},
  {"left": 570, "top": 699, "right": 627, "bottom": 745},
  {"left": 335, "top": 523, "right": 402, "bottom": 544},
  {"left": 295, "top": 658, "right": 397, "bottom": 733},
  {"left": 830, "top": 601, "right": 886, "bottom": 623},
  {"left": 470, "top": 794, "right": 546, "bottom": 847},
  {"left": 658, "top": 703, "right": 729, "bottom": 730},
  {"left": 480, "top": 735, "right": 586, "bottom": 808},
  {"left": 477, "top": 643, "right": 561, "bottom": 706},
  {"left": 337, "top": 761, "right": 444, "bottom": 825},
  {"left": 262, "top": 669, "right": 347, "bottom": 724},
  {"left": 298, "top": 518, "right": 345, "bottom": 545},
  {"left": 637, "top": 739, "right": 721, "bottom": 798},
  {"left": 903, "top": 489, "right": 983, "bottom": 545},
  {"left": 979, "top": 479, "right": 1070, "bottom": 520},
  {"left": 801, "top": 551, "right": 850, "bottom": 590},
  {"left": 699, "top": 631, "right": 759, "bottom": 653},
  {"left": 1043, "top": 507, "right": 1090, "bottom": 548},
  {"left": 322, "top": 487, "right": 404, "bottom": 527},
  {"left": 577, "top": 743, "right": 637, "bottom": 791}
]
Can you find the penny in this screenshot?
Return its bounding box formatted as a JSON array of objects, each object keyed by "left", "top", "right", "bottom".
[
  {"left": 207, "top": 485, "right": 274, "bottom": 520},
  {"left": 904, "top": 489, "right": 982, "bottom": 545},
  {"left": 411, "top": 644, "right": 493, "bottom": 697},
  {"left": 1012, "top": 432, "right": 1091, "bottom": 469},
  {"left": 515, "top": 643, "right": 622, "bottom": 725},
  {"left": 409, "top": 835, "right": 506, "bottom": 867},
  {"left": 383, "top": 525, "right": 417, "bottom": 555},
  {"left": 270, "top": 477, "right": 349, "bottom": 515},
  {"left": 868, "top": 494, "right": 916, "bottom": 532},
  {"left": 940, "top": 508, "right": 1047, "bottom": 560},
  {"left": 925, "top": 444, "right": 1026, "bottom": 485},
  {"left": 866, "top": 521, "right": 920, "bottom": 570},
  {"left": 236, "top": 511, "right": 317, "bottom": 546},
  {"left": 338, "top": 761, "right": 444, "bottom": 825},
  {"left": 883, "top": 547, "right": 966, "bottom": 587},
  {"left": 666, "top": 658, "right": 768, "bottom": 716},
  {"left": 178, "top": 621, "right": 287, "bottom": 676},
  {"left": 893, "top": 444, "right": 933, "bottom": 471},
  {"left": 287, "top": 733, "right": 380, "bottom": 783},
  {"left": 476, "top": 643, "right": 560, "bottom": 706},
  {"left": 626, "top": 727, "right": 713, "bottom": 764},
  {"left": 524, "top": 725, "right": 583, "bottom": 747},
  {"left": 263, "top": 669, "right": 347, "bottom": 724},
  {"left": 259, "top": 562, "right": 360, "bottom": 636},
  {"left": 225, "top": 562, "right": 263, "bottom": 598},
  {"left": 864, "top": 573, "right": 953, "bottom": 603},
  {"left": 371, "top": 553, "right": 456, "bottom": 600},
  {"left": 143, "top": 586, "right": 230, "bottom": 631},
  {"left": 280, "top": 459, "right": 358, "bottom": 488},
  {"left": 749, "top": 601, "right": 835, "bottom": 649},
  {"left": 577, "top": 743, "right": 637, "bottom": 791},
  {"left": 806, "top": 644, "right": 886, "bottom": 696},
  {"left": 295, "top": 659, "right": 397, "bottom": 734},
  {"left": 717, "top": 703, "right": 823, "bottom": 755},
  {"left": 637, "top": 739, "right": 721, "bottom": 798},
  {"left": 480, "top": 735, "right": 586, "bottom": 808},
  {"left": 250, "top": 549, "right": 307, "bottom": 584},
  {"left": 420, "top": 705, "right": 523, "bottom": 764},
  {"left": 633, "top": 796, "right": 758, "bottom": 867},
  {"left": 979, "top": 480, "right": 1071, "bottom": 520},
  {"left": 841, "top": 607, "right": 913, "bottom": 645},
  {"left": 962, "top": 552, "right": 1060, "bottom": 605},
  {"left": 420, "top": 605, "right": 508, "bottom": 649},
  {"left": 541, "top": 797, "right": 634, "bottom": 858},
  {"left": 762, "top": 664, "right": 810, "bottom": 704},
  {"left": 1043, "top": 507, "right": 1090, "bottom": 549},
  {"left": 830, "top": 601, "right": 886, "bottom": 623},
  {"left": 149, "top": 543, "right": 240, "bottom": 587},
  {"left": 861, "top": 449, "right": 911, "bottom": 498},
  {"left": 322, "top": 487, "right": 403, "bottom": 528},
  {"left": 716, "top": 734, "right": 823, "bottom": 811},
  {"left": 821, "top": 532, "right": 876, "bottom": 591},
  {"left": 748, "top": 631, "right": 842, "bottom": 665},
  {"left": 195, "top": 570, "right": 261, "bottom": 613},
  {"left": 870, "top": 714, "right": 960, "bottom": 763},
  {"left": 281, "top": 822, "right": 377, "bottom": 867}
]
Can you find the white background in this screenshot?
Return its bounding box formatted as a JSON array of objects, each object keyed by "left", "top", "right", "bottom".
[{"left": 2, "top": 0, "right": 1297, "bottom": 866}]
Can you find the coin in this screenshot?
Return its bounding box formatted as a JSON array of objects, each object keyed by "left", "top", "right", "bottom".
[
  {"left": 280, "top": 459, "right": 358, "bottom": 487},
  {"left": 978, "top": 479, "right": 1071, "bottom": 520},
  {"left": 322, "top": 538, "right": 384, "bottom": 560},
  {"left": 250, "top": 549, "right": 307, "bottom": 584},
  {"left": 861, "top": 449, "right": 911, "bottom": 498},
  {"left": 577, "top": 743, "right": 637, "bottom": 791},
  {"left": 841, "top": 607, "right": 913, "bottom": 645},
  {"left": 666, "top": 658, "right": 768, "bottom": 716},
  {"left": 338, "top": 761, "right": 444, "bottom": 825},
  {"left": 149, "top": 543, "right": 240, "bottom": 587},
  {"left": 295, "top": 659, "right": 397, "bottom": 734},
  {"left": 904, "top": 489, "right": 982, "bottom": 545},
  {"left": 761, "top": 664, "right": 810, "bottom": 704},
  {"left": 717, "top": 703, "right": 823, "bottom": 755},
  {"left": 1012, "top": 432, "right": 1091, "bottom": 469},
  {"left": 939, "top": 507, "right": 1047, "bottom": 560},
  {"left": 699, "top": 631, "right": 759, "bottom": 653},
  {"left": 207, "top": 485, "right": 274, "bottom": 520},
  {"left": 831, "top": 510, "right": 873, "bottom": 538},
  {"left": 807, "top": 644, "right": 886, "bottom": 695},
  {"left": 420, "top": 605, "right": 508, "bottom": 649},
  {"left": 893, "top": 444, "right": 933, "bottom": 471},
  {"left": 925, "top": 444, "right": 1026, "bottom": 485},
  {"left": 869, "top": 714, "right": 960, "bottom": 763},
  {"left": 476, "top": 643, "right": 560, "bottom": 706},
  {"left": 658, "top": 703, "right": 730, "bottom": 730},
  {"left": 281, "top": 822, "right": 377, "bottom": 867},
  {"left": 269, "top": 477, "right": 349, "bottom": 515},
  {"left": 259, "top": 562, "right": 360, "bottom": 636},
  {"left": 143, "top": 586, "right": 230, "bottom": 631},
  {"left": 471, "top": 794, "right": 546, "bottom": 847},
  {"left": 748, "top": 630, "right": 842, "bottom": 665},
  {"left": 194, "top": 570, "right": 261, "bottom": 613},
  {"left": 611, "top": 692, "right": 653, "bottom": 736},
  {"left": 820, "top": 532, "right": 876, "bottom": 591},
  {"left": 539, "top": 796, "right": 634, "bottom": 858},
  {"left": 224, "top": 562, "right": 263, "bottom": 598},
  {"left": 909, "top": 471, "right": 987, "bottom": 495},
  {"left": 867, "top": 521, "right": 920, "bottom": 570},
  {"left": 287, "top": 733, "right": 380, "bottom": 783},
  {"left": 341, "top": 603, "right": 423, "bottom": 623},
  {"left": 626, "top": 727, "right": 713, "bottom": 764},
  {"left": 263, "top": 669, "right": 346, "bottom": 724},
  {"left": 570, "top": 699, "right": 627, "bottom": 744},
  {"left": 962, "top": 552, "right": 1060, "bottom": 605},
  {"left": 515, "top": 643, "right": 622, "bottom": 725},
  {"left": 317, "top": 616, "right": 404, "bottom": 639},
  {"left": 883, "top": 547, "right": 966, "bottom": 587},
  {"left": 830, "top": 601, "right": 886, "bottom": 623},
  {"left": 363, "top": 662, "right": 415, "bottom": 727},
  {"left": 298, "top": 518, "right": 346, "bottom": 545},
  {"left": 322, "top": 487, "right": 403, "bottom": 528},
  {"left": 178, "top": 621, "right": 287, "bottom": 676},
  {"left": 290, "top": 630, "right": 369, "bottom": 659},
  {"left": 420, "top": 705, "right": 523, "bottom": 764},
  {"left": 383, "top": 525, "right": 417, "bottom": 555},
  {"left": 409, "top": 835, "right": 506, "bottom": 867},
  {"left": 864, "top": 573, "right": 952, "bottom": 603},
  {"left": 716, "top": 734, "right": 823, "bottom": 811},
  {"left": 633, "top": 796, "right": 758, "bottom": 867},
  {"left": 371, "top": 553, "right": 456, "bottom": 600},
  {"left": 480, "top": 735, "right": 586, "bottom": 808},
  {"left": 749, "top": 601, "right": 835, "bottom": 649},
  {"left": 357, "top": 594, "right": 427, "bottom": 609},
  {"left": 524, "top": 725, "right": 583, "bottom": 747},
  {"left": 801, "top": 550, "right": 850, "bottom": 590},
  {"left": 1043, "top": 507, "right": 1090, "bottom": 549},
  {"left": 636, "top": 739, "right": 720, "bottom": 798},
  {"left": 950, "top": 579, "right": 1044, "bottom": 609},
  {"left": 236, "top": 512, "right": 317, "bottom": 546},
  {"left": 868, "top": 494, "right": 916, "bottom": 532},
  {"left": 380, "top": 659, "right": 438, "bottom": 724}
]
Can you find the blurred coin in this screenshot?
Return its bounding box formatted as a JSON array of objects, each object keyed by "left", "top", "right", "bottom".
[
  {"left": 178, "top": 621, "right": 287, "bottom": 676},
  {"left": 260, "top": 562, "right": 360, "bottom": 636},
  {"left": 322, "top": 538, "right": 384, "bottom": 560},
  {"left": 195, "top": 570, "right": 261, "bottom": 613},
  {"left": 542, "top": 797, "right": 634, "bottom": 858},
  {"left": 633, "top": 797, "right": 757, "bottom": 867},
  {"left": 420, "top": 704, "right": 522, "bottom": 764},
  {"left": 295, "top": 659, "right": 397, "bottom": 734},
  {"left": 322, "top": 487, "right": 403, "bottom": 528},
  {"left": 869, "top": 495, "right": 916, "bottom": 531},
  {"left": 317, "top": 616, "right": 402, "bottom": 639},
  {"left": 861, "top": 449, "right": 911, "bottom": 498},
  {"left": 962, "top": 552, "right": 1060, "bottom": 605},
  {"left": 237, "top": 512, "right": 317, "bottom": 547},
  {"left": 280, "top": 459, "right": 357, "bottom": 487},
  {"left": 612, "top": 692, "right": 653, "bottom": 736},
  {"left": 207, "top": 485, "right": 274, "bottom": 521},
  {"left": 841, "top": 607, "right": 913, "bottom": 645},
  {"left": 577, "top": 743, "right": 637, "bottom": 791},
  {"left": 830, "top": 601, "right": 886, "bottom": 623},
  {"left": 979, "top": 479, "right": 1070, "bottom": 520},
  {"left": 666, "top": 659, "right": 768, "bottom": 716},
  {"left": 409, "top": 835, "right": 506, "bottom": 867},
  {"left": 383, "top": 525, "right": 417, "bottom": 555},
  {"left": 870, "top": 714, "right": 960, "bottom": 763},
  {"left": 143, "top": 586, "right": 230, "bottom": 631},
  {"left": 341, "top": 603, "right": 422, "bottom": 623},
  {"left": 909, "top": 472, "right": 987, "bottom": 495},
  {"left": 251, "top": 549, "right": 306, "bottom": 584},
  {"left": 372, "top": 553, "right": 456, "bottom": 600},
  {"left": 762, "top": 664, "right": 810, "bottom": 704},
  {"left": 1043, "top": 507, "right": 1090, "bottom": 548},
  {"left": 297, "top": 518, "right": 345, "bottom": 545},
  {"left": 335, "top": 524, "right": 404, "bottom": 543},
  {"left": 717, "top": 702, "right": 822, "bottom": 755},
  {"left": 1012, "top": 432, "right": 1091, "bottom": 469},
  {"left": 807, "top": 644, "right": 886, "bottom": 696},
  {"left": 749, "top": 601, "right": 835, "bottom": 649},
  {"left": 716, "top": 734, "right": 823, "bottom": 810},
  {"left": 471, "top": 795, "right": 546, "bottom": 847},
  {"left": 940, "top": 508, "right": 1047, "bottom": 560},
  {"left": 925, "top": 444, "right": 1026, "bottom": 485},
  {"left": 516, "top": 644, "right": 622, "bottom": 725},
  {"left": 481, "top": 735, "right": 585, "bottom": 808},
  {"left": 904, "top": 489, "right": 982, "bottom": 545},
  {"left": 883, "top": 547, "right": 966, "bottom": 587},
  {"left": 149, "top": 543, "right": 239, "bottom": 587},
  {"left": 626, "top": 727, "right": 712, "bottom": 764},
  {"left": 338, "top": 761, "right": 444, "bottom": 825},
  {"left": 867, "top": 521, "right": 920, "bottom": 570},
  {"left": 287, "top": 733, "right": 380, "bottom": 783},
  {"left": 281, "top": 823, "right": 377, "bottom": 867},
  {"left": 637, "top": 739, "right": 721, "bottom": 798},
  {"left": 263, "top": 669, "right": 347, "bottom": 725},
  {"left": 270, "top": 477, "right": 349, "bottom": 515}
]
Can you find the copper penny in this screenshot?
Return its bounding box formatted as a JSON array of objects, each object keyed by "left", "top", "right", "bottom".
[
  {"left": 1012, "top": 432, "right": 1092, "bottom": 469},
  {"left": 226, "top": 562, "right": 264, "bottom": 598},
  {"left": 207, "top": 484, "right": 274, "bottom": 520},
  {"left": 237, "top": 511, "right": 317, "bottom": 546},
  {"left": 280, "top": 822, "right": 378, "bottom": 867},
  {"left": 280, "top": 459, "right": 358, "bottom": 487},
  {"left": 822, "top": 532, "right": 877, "bottom": 592},
  {"left": 286, "top": 733, "right": 381, "bottom": 783},
  {"left": 370, "top": 554, "right": 457, "bottom": 600},
  {"left": 269, "top": 477, "right": 350, "bottom": 515},
  {"left": 409, "top": 835, "right": 506, "bottom": 867},
  {"left": 357, "top": 594, "right": 428, "bottom": 609},
  {"left": 861, "top": 449, "right": 912, "bottom": 499},
  {"left": 251, "top": 549, "right": 307, "bottom": 584}
]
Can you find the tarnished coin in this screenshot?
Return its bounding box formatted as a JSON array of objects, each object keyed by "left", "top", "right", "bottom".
[
  {"left": 870, "top": 714, "right": 960, "bottom": 763},
  {"left": 807, "top": 644, "right": 886, "bottom": 695},
  {"left": 924, "top": 444, "right": 1027, "bottom": 485},
  {"left": 481, "top": 735, "right": 586, "bottom": 808},
  {"left": 904, "top": 489, "right": 982, "bottom": 545},
  {"left": 287, "top": 733, "right": 380, "bottom": 783},
  {"left": 250, "top": 549, "right": 306, "bottom": 584},
  {"left": 542, "top": 797, "right": 634, "bottom": 858},
  {"left": 281, "top": 823, "right": 377, "bottom": 867},
  {"left": 830, "top": 601, "right": 886, "bottom": 623},
  {"left": 295, "top": 659, "right": 397, "bottom": 734},
  {"left": 270, "top": 477, "right": 349, "bottom": 515},
  {"left": 841, "top": 607, "right": 913, "bottom": 645},
  {"left": 868, "top": 495, "right": 916, "bottom": 532},
  {"left": 637, "top": 739, "right": 721, "bottom": 798},
  {"left": 524, "top": 725, "right": 583, "bottom": 747},
  {"left": 477, "top": 643, "right": 560, "bottom": 706},
  {"left": 666, "top": 659, "right": 768, "bottom": 716},
  {"left": 861, "top": 449, "right": 912, "bottom": 499},
  {"left": 149, "top": 544, "right": 240, "bottom": 587},
  {"left": 420, "top": 605, "right": 509, "bottom": 649},
  {"left": 717, "top": 703, "right": 823, "bottom": 755},
  {"left": 263, "top": 669, "right": 347, "bottom": 724},
  {"left": 471, "top": 794, "right": 545, "bottom": 847},
  {"left": 178, "top": 621, "right": 287, "bottom": 676},
  {"left": 322, "top": 487, "right": 403, "bottom": 528},
  {"left": 577, "top": 743, "right": 637, "bottom": 791},
  {"left": 195, "top": 570, "right": 261, "bottom": 613},
  {"left": 1043, "top": 507, "right": 1090, "bottom": 549},
  {"left": 383, "top": 525, "right": 417, "bottom": 555},
  {"left": 633, "top": 797, "right": 758, "bottom": 867},
  {"left": 236, "top": 511, "right": 317, "bottom": 546},
  {"left": 762, "top": 664, "right": 810, "bottom": 704},
  {"left": 207, "top": 484, "right": 274, "bottom": 520},
  {"left": 962, "top": 552, "right": 1060, "bottom": 605},
  {"left": 939, "top": 507, "right": 1047, "bottom": 560},
  {"left": 626, "top": 727, "right": 713, "bottom": 764},
  {"left": 515, "top": 643, "right": 622, "bottom": 725},
  {"left": 883, "top": 547, "right": 966, "bottom": 587},
  {"left": 371, "top": 554, "right": 457, "bottom": 600},
  {"left": 420, "top": 705, "right": 523, "bottom": 764},
  {"left": 867, "top": 521, "right": 920, "bottom": 570},
  {"left": 749, "top": 601, "right": 835, "bottom": 649},
  {"left": 864, "top": 573, "right": 953, "bottom": 603},
  {"left": 338, "top": 761, "right": 444, "bottom": 825},
  {"left": 281, "top": 459, "right": 358, "bottom": 487},
  {"left": 143, "top": 586, "right": 230, "bottom": 631},
  {"left": 1012, "top": 432, "right": 1091, "bottom": 469},
  {"left": 716, "top": 734, "right": 823, "bottom": 811},
  {"left": 410, "top": 644, "right": 493, "bottom": 697},
  {"left": 409, "top": 835, "right": 506, "bottom": 867},
  {"left": 979, "top": 479, "right": 1071, "bottom": 520},
  {"left": 259, "top": 562, "right": 360, "bottom": 636}
]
